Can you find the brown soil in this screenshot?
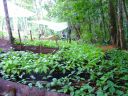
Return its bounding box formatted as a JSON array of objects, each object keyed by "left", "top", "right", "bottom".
[
  {"left": 13, "top": 45, "right": 58, "bottom": 54},
  {"left": 0, "top": 39, "right": 12, "bottom": 52},
  {"left": 97, "top": 45, "right": 116, "bottom": 52}
]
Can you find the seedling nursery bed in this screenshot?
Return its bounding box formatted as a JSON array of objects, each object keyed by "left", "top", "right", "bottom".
[
  {"left": 12, "top": 44, "right": 59, "bottom": 54},
  {"left": 0, "top": 44, "right": 68, "bottom": 96},
  {"left": 0, "top": 68, "right": 89, "bottom": 96},
  {"left": 0, "top": 45, "right": 69, "bottom": 96},
  {"left": 0, "top": 44, "right": 127, "bottom": 96},
  {"left": 0, "top": 45, "right": 90, "bottom": 96}
]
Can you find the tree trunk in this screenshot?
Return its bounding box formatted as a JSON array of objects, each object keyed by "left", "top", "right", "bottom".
[
  {"left": 67, "top": 27, "right": 71, "bottom": 43},
  {"left": 88, "top": 16, "right": 93, "bottom": 43},
  {"left": 3, "top": 0, "right": 14, "bottom": 44},
  {"left": 122, "top": 0, "right": 128, "bottom": 21},
  {"left": 122, "top": 0, "right": 128, "bottom": 44},
  {"left": 117, "top": 0, "right": 126, "bottom": 49},
  {"left": 73, "top": 24, "right": 81, "bottom": 40},
  {"left": 100, "top": 0, "right": 107, "bottom": 42},
  {"left": 109, "top": 0, "right": 117, "bottom": 45}
]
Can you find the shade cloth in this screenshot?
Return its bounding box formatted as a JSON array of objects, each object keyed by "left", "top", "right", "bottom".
[{"left": 0, "top": 1, "right": 34, "bottom": 17}]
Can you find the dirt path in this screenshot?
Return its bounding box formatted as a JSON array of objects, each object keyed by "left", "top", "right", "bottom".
[{"left": 0, "top": 39, "right": 12, "bottom": 52}]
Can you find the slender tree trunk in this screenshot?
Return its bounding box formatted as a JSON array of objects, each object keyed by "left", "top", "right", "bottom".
[
  {"left": 117, "top": 0, "right": 126, "bottom": 49},
  {"left": 30, "top": 30, "right": 33, "bottom": 41},
  {"left": 100, "top": 21, "right": 104, "bottom": 42},
  {"left": 3, "top": 0, "right": 14, "bottom": 44},
  {"left": 73, "top": 24, "right": 81, "bottom": 40},
  {"left": 109, "top": 0, "right": 117, "bottom": 45},
  {"left": 122, "top": 0, "right": 128, "bottom": 21},
  {"left": 122, "top": 0, "right": 128, "bottom": 44},
  {"left": 100, "top": 0, "right": 107, "bottom": 42},
  {"left": 88, "top": 16, "right": 93, "bottom": 42},
  {"left": 67, "top": 28, "right": 71, "bottom": 43}
]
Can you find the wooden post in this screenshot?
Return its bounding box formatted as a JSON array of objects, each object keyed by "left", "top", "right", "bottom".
[
  {"left": 18, "top": 29, "right": 21, "bottom": 43},
  {"left": 30, "top": 30, "right": 33, "bottom": 41},
  {"left": 3, "top": 0, "right": 14, "bottom": 44},
  {"left": 39, "top": 45, "right": 42, "bottom": 53},
  {"left": 18, "top": 29, "right": 22, "bottom": 50}
]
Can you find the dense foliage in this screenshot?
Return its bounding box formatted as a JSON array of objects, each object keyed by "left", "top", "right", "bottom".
[
  {"left": 0, "top": 44, "right": 128, "bottom": 96},
  {"left": 49, "top": 0, "right": 109, "bottom": 42},
  {"left": 49, "top": 0, "right": 128, "bottom": 49}
]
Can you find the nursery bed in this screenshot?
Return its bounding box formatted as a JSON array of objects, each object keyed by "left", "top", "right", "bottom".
[
  {"left": 12, "top": 44, "right": 59, "bottom": 54},
  {"left": 0, "top": 39, "right": 58, "bottom": 54},
  {"left": 0, "top": 78, "right": 69, "bottom": 96},
  {"left": 0, "top": 43, "right": 127, "bottom": 96}
]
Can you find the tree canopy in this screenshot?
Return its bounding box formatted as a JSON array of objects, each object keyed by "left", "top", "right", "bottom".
[{"left": 48, "top": 0, "right": 128, "bottom": 49}]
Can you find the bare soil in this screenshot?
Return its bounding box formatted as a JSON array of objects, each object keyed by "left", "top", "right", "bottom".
[{"left": 0, "top": 39, "right": 12, "bottom": 52}]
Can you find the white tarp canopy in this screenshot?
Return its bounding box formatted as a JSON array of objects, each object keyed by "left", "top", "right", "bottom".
[
  {"left": 48, "top": 22, "right": 68, "bottom": 31},
  {"left": 32, "top": 20, "right": 68, "bottom": 31},
  {"left": 0, "top": 1, "right": 34, "bottom": 17}
]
